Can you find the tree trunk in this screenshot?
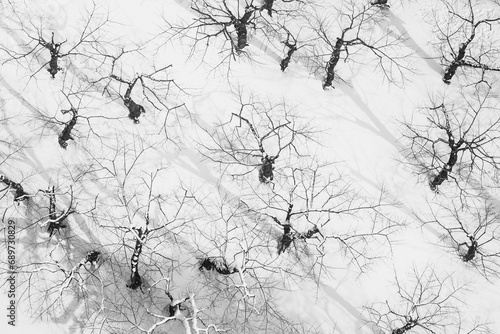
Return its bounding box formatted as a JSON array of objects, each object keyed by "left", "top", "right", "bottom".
[
  {"left": 235, "top": 20, "right": 248, "bottom": 50},
  {"left": 259, "top": 156, "right": 275, "bottom": 183},
  {"left": 58, "top": 109, "right": 78, "bottom": 148},
  {"left": 323, "top": 38, "right": 343, "bottom": 89},
  {"left": 47, "top": 55, "right": 59, "bottom": 78},
  {"left": 443, "top": 43, "right": 467, "bottom": 84},
  {"left": 127, "top": 229, "right": 145, "bottom": 290},
  {"left": 429, "top": 148, "right": 458, "bottom": 190},
  {"left": 280, "top": 44, "right": 297, "bottom": 71}
]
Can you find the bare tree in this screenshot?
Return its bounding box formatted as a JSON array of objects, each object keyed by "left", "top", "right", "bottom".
[
  {"left": 371, "top": 0, "right": 390, "bottom": 7},
  {"left": 109, "top": 74, "right": 147, "bottom": 124},
  {"left": 432, "top": 0, "right": 500, "bottom": 85},
  {"left": 425, "top": 199, "right": 500, "bottom": 279},
  {"left": 364, "top": 266, "right": 489, "bottom": 334},
  {"left": 58, "top": 107, "right": 79, "bottom": 148},
  {"left": 259, "top": 0, "right": 308, "bottom": 18},
  {"left": 40, "top": 32, "right": 65, "bottom": 78},
  {"left": 239, "top": 161, "right": 399, "bottom": 274},
  {"left": 401, "top": 85, "right": 500, "bottom": 193},
  {"left": 279, "top": 26, "right": 308, "bottom": 72},
  {"left": 305, "top": 0, "right": 411, "bottom": 89},
  {"left": 198, "top": 89, "right": 318, "bottom": 183},
  {"left": 166, "top": 0, "right": 260, "bottom": 66},
  {"left": 158, "top": 0, "right": 310, "bottom": 73},
  {"left": 0, "top": 1, "right": 111, "bottom": 79},
  {"left": 87, "top": 47, "right": 183, "bottom": 127}
]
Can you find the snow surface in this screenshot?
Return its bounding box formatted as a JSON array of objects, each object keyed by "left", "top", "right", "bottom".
[{"left": 0, "top": 0, "right": 499, "bottom": 333}]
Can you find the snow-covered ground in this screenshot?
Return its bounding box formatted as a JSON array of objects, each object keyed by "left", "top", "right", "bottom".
[{"left": 1, "top": 0, "right": 500, "bottom": 333}]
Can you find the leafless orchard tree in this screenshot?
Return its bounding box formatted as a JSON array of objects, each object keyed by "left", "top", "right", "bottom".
[
  {"left": 431, "top": 0, "right": 500, "bottom": 85},
  {"left": 305, "top": 0, "right": 412, "bottom": 88},
  {"left": 401, "top": 85, "right": 500, "bottom": 194},
  {"left": 165, "top": 0, "right": 261, "bottom": 67},
  {"left": 87, "top": 47, "right": 186, "bottom": 130},
  {"left": 58, "top": 106, "right": 79, "bottom": 148},
  {"left": 22, "top": 85, "right": 99, "bottom": 152},
  {"left": 280, "top": 29, "right": 300, "bottom": 71},
  {"left": 238, "top": 161, "right": 399, "bottom": 275},
  {"left": 198, "top": 89, "right": 318, "bottom": 184},
  {"left": 364, "top": 266, "right": 490, "bottom": 334},
  {"left": 277, "top": 25, "right": 311, "bottom": 72},
  {"left": 424, "top": 198, "right": 500, "bottom": 279},
  {"left": 0, "top": 1, "right": 111, "bottom": 80}
]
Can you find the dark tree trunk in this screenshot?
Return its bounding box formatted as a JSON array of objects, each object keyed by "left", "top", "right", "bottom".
[
  {"left": 127, "top": 271, "right": 142, "bottom": 290},
  {"left": 277, "top": 224, "right": 293, "bottom": 254},
  {"left": 199, "top": 257, "right": 237, "bottom": 275},
  {"left": 44, "top": 33, "right": 63, "bottom": 78},
  {"left": 298, "top": 226, "right": 320, "bottom": 239},
  {"left": 121, "top": 78, "right": 144, "bottom": 123},
  {"left": 323, "top": 38, "right": 343, "bottom": 89},
  {"left": 234, "top": 20, "right": 248, "bottom": 50},
  {"left": 462, "top": 236, "right": 478, "bottom": 262},
  {"left": 281, "top": 44, "right": 297, "bottom": 72},
  {"left": 59, "top": 108, "right": 78, "bottom": 148},
  {"left": 278, "top": 225, "right": 320, "bottom": 254},
  {"left": 85, "top": 250, "right": 101, "bottom": 264},
  {"left": 463, "top": 244, "right": 477, "bottom": 261},
  {"left": 233, "top": 8, "right": 255, "bottom": 51},
  {"left": 124, "top": 99, "right": 145, "bottom": 124},
  {"left": 259, "top": 155, "right": 275, "bottom": 183},
  {"left": 443, "top": 62, "right": 459, "bottom": 84},
  {"left": 47, "top": 55, "right": 60, "bottom": 78},
  {"left": 429, "top": 169, "right": 448, "bottom": 191},
  {"left": 429, "top": 147, "right": 459, "bottom": 191},
  {"left": 443, "top": 43, "right": 467, "bottom": 84}
]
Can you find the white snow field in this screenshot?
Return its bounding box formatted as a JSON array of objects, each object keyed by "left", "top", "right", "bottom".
[{"left": 1, "top": 0, "right": 500, "bottom": 333}]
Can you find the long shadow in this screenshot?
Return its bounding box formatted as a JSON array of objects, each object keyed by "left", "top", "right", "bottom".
[
  {"left": 320, "top": 282, "right": 379, "bottom": 334},
  {"left": 386, "top": 12, "right": 443, "bottom": 75},
  {"left": 339, "top": 84, "right": 402, "bottom": 149}
]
